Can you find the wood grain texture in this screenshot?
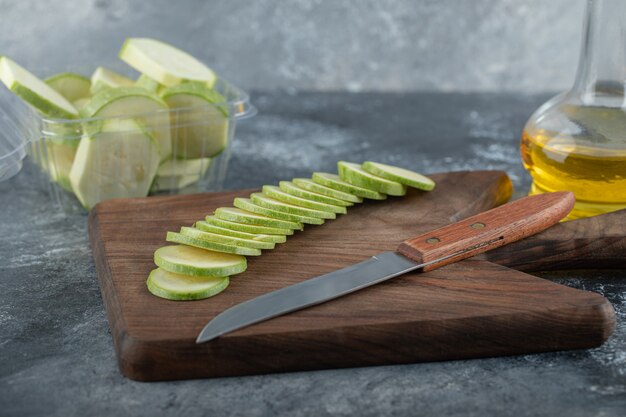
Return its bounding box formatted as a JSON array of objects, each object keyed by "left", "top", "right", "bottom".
[
  {"left": 88, "top": 171, "right": 615, "bottom": 381},
  {"left": 481, "top": 208, "right": 626, "bottom": 271},
  {"left": 397, "top": 192, "right": 575, "bottom": 270}
]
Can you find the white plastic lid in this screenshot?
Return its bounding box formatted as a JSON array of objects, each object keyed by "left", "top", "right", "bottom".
[{"left": 0, "top": 81, "right": 39, "bottom": 182}]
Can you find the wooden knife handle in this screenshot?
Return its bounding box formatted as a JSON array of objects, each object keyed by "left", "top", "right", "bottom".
[
  {"left": 479, "top": 208, "right": 626, "bottom": 271},
  {"left": 397, "top": 191, "right": 575, "bottom": 272}
]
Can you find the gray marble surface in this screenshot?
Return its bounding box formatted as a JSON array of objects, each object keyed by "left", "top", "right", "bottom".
[
  {"left": 1, "top": 92, "right": 625, "bottom": 417},
  {"left": 0, "top": 0, "right": 584, "bottom": 93}
]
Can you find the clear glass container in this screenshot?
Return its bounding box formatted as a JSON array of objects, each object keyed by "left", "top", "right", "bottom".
[
  {"left": 0, "top": 69, "right": 256, "bottom": 214},
  {"left": 521, "top": 0, "right": 626, "bottom": 220}
]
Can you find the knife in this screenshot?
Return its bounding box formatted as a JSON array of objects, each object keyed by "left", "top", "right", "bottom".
[{"left": 196, "top": 191, "right": 575, "bottom": 344}]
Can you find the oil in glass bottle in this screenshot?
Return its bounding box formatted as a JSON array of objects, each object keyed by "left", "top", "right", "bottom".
[{"left": 521, "top": 0, "right": 626, "bottom": 219}]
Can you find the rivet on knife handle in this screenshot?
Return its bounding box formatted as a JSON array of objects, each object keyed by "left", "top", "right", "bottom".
[{"left": 396, "top": 191, "right": 575, "bottom": 272}]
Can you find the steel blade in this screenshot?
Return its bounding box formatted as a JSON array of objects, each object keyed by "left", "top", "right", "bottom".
[{"left": 196, "top": 251, "right": 421, "bottom": 343}]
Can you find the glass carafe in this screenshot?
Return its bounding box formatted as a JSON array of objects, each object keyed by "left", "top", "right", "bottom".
[{"left": 521, "top": 0, "right": 626, "bottom": 220}]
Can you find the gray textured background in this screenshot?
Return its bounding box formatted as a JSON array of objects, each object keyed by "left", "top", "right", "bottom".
[{"left": 0, "top": 0, "right": 584, "bottom": 92}]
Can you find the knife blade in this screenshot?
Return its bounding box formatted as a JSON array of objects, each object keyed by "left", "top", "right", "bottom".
[{"left": 197, "top": 191, "right": 575, "bottom": 344}]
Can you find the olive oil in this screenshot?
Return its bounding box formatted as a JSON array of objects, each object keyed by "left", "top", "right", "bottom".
[
  {"left": 521, "top": 122, "right": 626, "bottom": 220},
  {"left": 520, "top": 0, "right": 626, "bottom": 220}
]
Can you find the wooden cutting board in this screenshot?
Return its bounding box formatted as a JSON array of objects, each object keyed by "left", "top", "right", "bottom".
[{"left": 88, "top": 171, "right": 620, "bottom": 381}]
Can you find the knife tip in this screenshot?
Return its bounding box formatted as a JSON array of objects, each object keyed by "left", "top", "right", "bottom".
[{"left": 196, "top": 331, "right": 218, "bottom": 344}]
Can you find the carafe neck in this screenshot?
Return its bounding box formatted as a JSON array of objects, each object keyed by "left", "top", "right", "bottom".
[{"left": 572, "top": 0, "right": 626, "bottom": 105}]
